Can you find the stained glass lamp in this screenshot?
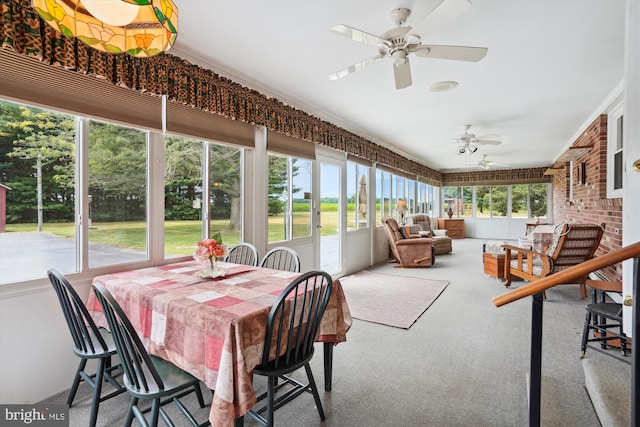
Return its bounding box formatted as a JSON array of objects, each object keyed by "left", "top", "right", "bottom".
[{"left": 31, "top": 0, "right": 178, "bottom": 58}]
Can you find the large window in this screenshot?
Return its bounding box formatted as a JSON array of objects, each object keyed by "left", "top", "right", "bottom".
[
  {"left": 489, "top": 185, "right": 507, "bottom": 217},
  {"left": 511, "top": 184, "right": 528, "bottom": 218},
  {"left": 164, "top": 135, "right": 204, "bottom": 258},
  {"left": 476, "top": 185, "right": 507, "bottom": 218},
  {"left": 511, "top": 184, "right": 548, "bottom": 219},
  {"left": 88, "top": 120, "right": 148, "bottom": 268},
  {"left": 394, "top": 175, "right": 406, "bottom": 224},
  {"left": 529, "top": 184, "right": 548, "bottom": 219},
  {"left": 0, "top": 97, "right": 247, "bottom": 284},
  {"left": 0, "top": 100, "right": 76, "bottom": 282},
  {"left": 209, "top": 143, "right": 243, "bottom": 243},
  {"left": 163, "top": 136, "right": 243, "bottom": 259},
  {"left": 417, "top": 182, "right": 436, "bottom": 217},
  {"left": 347, "top": 161, "right": 369, "bottom": 231},
  {"left": 267, "top": 154, "right": 311, "bottom": 243},
  {"left": 376, "top": 169, "right": 391, "bottom": 225},
  {"left": 442, "top": 186, "right": 472, "bottom": 218}
]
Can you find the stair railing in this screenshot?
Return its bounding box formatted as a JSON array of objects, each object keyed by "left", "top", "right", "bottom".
[{"left": 493, "top": 241, "right": 640, "bottom": 427}]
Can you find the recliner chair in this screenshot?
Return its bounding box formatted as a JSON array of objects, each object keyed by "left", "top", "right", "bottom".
[
  {"left": 382, "top": 216, "right": 434, "bottom": 268},
  {"left": 407, "top": 214, "right": 453, "bottom": 255}
]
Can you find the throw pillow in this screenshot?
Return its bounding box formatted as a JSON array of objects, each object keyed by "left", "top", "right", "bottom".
[
  {"left": 417, "top": 221, "right": 432, "bottom": 233},
  {"left": 398, "top": 226, "right": 410, "bottom": 239}
]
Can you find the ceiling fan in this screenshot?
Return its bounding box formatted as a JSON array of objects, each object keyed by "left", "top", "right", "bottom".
[
  {"left": 328, "top": 0, "right": 488, "bottom": 90},
  {"left": 464, "top": 154, "right": 510, "bottom": 170},
  {"left": 454, "top": 124, "right": 501, "bottom": 154}
]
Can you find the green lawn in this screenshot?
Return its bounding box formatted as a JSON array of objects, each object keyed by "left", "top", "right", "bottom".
[{"left": 5, "top": 210, "right": 341, "bottom": 255}]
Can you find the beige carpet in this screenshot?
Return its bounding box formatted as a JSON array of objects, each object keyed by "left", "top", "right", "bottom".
[{"left": 339, "top": 270, "right": 449, "bottom": 329}]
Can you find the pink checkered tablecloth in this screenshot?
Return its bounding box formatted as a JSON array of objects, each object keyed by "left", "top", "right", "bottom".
[{"left": 86, "top": 260, "right": 352, "bottom": 427}]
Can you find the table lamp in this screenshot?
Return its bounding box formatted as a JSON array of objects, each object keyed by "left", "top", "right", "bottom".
[{"left": 396, "top": 199, "right": 408, "bottom": 225}]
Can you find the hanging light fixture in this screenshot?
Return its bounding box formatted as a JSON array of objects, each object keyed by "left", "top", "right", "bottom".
[{"left": 31, "top": 0, "right": 178, "bottom": 58}]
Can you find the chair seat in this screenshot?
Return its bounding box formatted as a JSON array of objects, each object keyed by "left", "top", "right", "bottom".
[
  {"left": 509, "top": 258, "right": 545, "bottom": 276},
  {"left": 581, "top": 302, "right": 630, "bottom": 362},
  {"left": 123, "top": 355, "right": 203, "bottom": 399},
  {"left": 587, "top": 302, "right": 623, "bottom": 318},
  {"left": 73, "top": 327, "right": 118, "bottom": 359}
]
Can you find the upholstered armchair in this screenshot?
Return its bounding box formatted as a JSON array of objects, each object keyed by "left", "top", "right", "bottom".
[
  {"left": 382, "top": 216, "right": 434, "bottom": 268},
  {"left": 502, "top": 223, "right": 605, "bottom": 298},
  {"left": 407, "top": 214, "right": 453, "bottom": 255}
]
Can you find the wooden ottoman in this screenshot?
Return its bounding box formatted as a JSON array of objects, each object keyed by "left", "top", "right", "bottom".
[{"left": 483, "top": 252, "right": 505, "bottom": 280}]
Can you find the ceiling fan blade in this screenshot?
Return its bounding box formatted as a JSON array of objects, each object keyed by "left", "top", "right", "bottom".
[
  {"left": 415, "top": 45, "right": 488, "bottom": 62},
  {"left": 476, "top": 133, "right": 500, "bottom": 140},
  {"left": 328, "top": 55, "right": 385, "bottom": 80},
  {"left": 329, "top": 24, "right": 390, "bottom": 48},
  {"left": 475, "top": 139, "right": 502, "bottom": 145},
  {"left": 405, "top": 0, "right": 473, "bottom": 40},
  {"left": 394, "top": 59, "right": 412, "bottom": 90}
]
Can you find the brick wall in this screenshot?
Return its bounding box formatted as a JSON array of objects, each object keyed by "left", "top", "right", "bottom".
[{"left": 551, "top": 115, "right": 623, "bottom": 281}]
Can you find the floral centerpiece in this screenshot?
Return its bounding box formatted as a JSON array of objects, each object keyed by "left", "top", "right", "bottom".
[{"left": 193, "top": 232, "right": 227, "bottom": 278}]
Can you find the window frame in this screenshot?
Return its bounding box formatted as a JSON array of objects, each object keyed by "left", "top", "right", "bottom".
[
  {"left": 607, "top": 101, "right": 624, "bottom": 198},
  {"left": 0, "top": 96, "right": 247, "bottom": 285}
]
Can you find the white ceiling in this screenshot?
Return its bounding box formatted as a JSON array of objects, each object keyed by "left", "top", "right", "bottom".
[{"left": 169, "top": 0, "right": 625, "bottom": 172}]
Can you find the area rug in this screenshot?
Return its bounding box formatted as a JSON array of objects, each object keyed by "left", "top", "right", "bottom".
[{"left": 339, "top": 270, "right": 449, "bottom": 329}]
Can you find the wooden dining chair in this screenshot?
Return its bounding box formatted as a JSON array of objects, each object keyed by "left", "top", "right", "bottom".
[
  {"left": 47, "top": 269, "right": 126, "bottom": 427},
  {"left": 259, "top": 246, "right": 301, "bottom": 272},
  {"left": 92, "top": 282, "right": 210, "bottom": 427},
  {"left": 224, "top": 242, "right": 259, "bottom": 266},
  {"left": 247, "top": 270, "right": 333, "bottom": 427}
]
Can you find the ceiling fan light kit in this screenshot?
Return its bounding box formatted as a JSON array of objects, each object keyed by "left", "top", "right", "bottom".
[
  {"left": 328, "top": 0, "right": 487, "bottom": 89},
  {"left": 429, "top": 80, "right": 459, "bottom": 92}
]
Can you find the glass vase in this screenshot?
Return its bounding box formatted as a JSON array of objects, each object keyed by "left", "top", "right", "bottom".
[{"left": 207, "top": 258, "right": 218, "bottom": 276}]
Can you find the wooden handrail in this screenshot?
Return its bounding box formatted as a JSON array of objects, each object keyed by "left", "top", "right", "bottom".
[{"left": 493, "top": 241, "right": 640, "bottom": 307}]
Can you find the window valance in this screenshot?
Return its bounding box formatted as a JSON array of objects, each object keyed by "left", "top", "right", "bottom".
[{"left": 442, "top": 168, "right": 551, "bottom": 186}]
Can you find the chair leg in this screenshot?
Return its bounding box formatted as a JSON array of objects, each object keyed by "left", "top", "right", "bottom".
[
  {"left": 194, "top": 382, "right": 206, "bottom": 408},
  {"left": 580, "top": 310, "right": 593, "bottom": 358},
  {"left": 88, "top": 358, "right": 106, "bottom": 427},
  {"left": 149, "top": 398, "right": 161, "bottom": 427},
  {"left": 599, "top": 317, "right": 609, "bottom": 349},
  {"left": 579, "top": 279, "right": 588, "bottom": 299},
  {"left": 620, "top": 325, "right": 628, "bottom": 356},
  {"left": 67, "top": 358, "right": 87, "bottom": 406},
  {"left": 266, "top": 376, "right": 276, "bottom": 427},
  {"left": 304, "top": 364, "right": 325, "bottom": 421},
  {"left": 125, "top": 396, "right": 137, "bottom": 427}
]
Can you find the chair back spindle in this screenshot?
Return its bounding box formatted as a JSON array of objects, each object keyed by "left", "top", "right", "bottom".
[
  {"left": 262, "top": 271, "right": 332, "bottom": 368},
  {"left": 260, "top": 247, "right": 301, "bottom": 272},
  {"left": 48, "top": 269, "right": 108, "bottom": 356},
  {"left": 224, "top": 242, "right": 259, "bottom": 266}
]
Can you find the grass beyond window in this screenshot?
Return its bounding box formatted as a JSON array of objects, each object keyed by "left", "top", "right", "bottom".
[{"left": 6, "top": 209, "right": 341, "bottom": 255}]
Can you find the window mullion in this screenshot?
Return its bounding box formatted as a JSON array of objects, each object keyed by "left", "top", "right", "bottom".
[
  {"left": 147, "top": 132, "right": 165, "bottom": 263},
  {"left": 202, "top": 141, "right": 211, "bottom": 239},
  {"left": 76, "top": 117, "right": 89, "bottom": 272}
]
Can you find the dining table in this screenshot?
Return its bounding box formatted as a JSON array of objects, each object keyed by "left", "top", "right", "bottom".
[{"left": 86, "top": 259, "right": 352, "bottom": 427}]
